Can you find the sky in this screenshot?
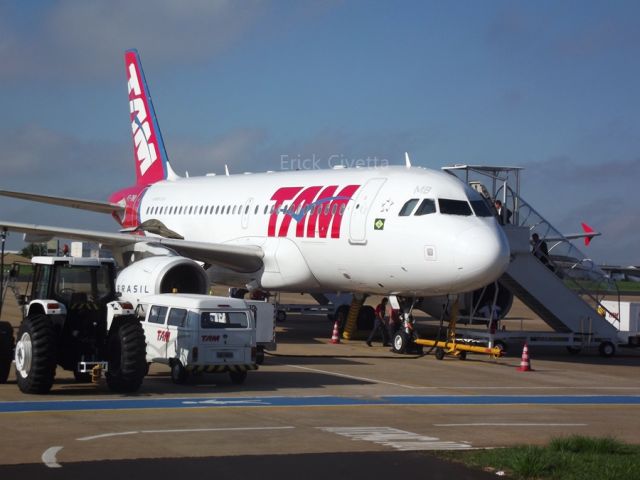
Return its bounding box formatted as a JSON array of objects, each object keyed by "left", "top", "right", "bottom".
[{"left": 0, "top": 0, "right": 638, "bottom": 265}]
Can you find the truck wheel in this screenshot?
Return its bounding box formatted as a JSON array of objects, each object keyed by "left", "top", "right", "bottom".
[
  {"left": 229, "top": 369, "right": 247, "bottom": 385},
  {"left": 256, "top": 346, "right": 265, "bottom": 365},
  {"left": 14, "top": 315, "right": 57, "bottom": 394},
  {"left": 276, "top": 310, "right": 287, "bottom": 322},
  {"left": 0, "top": 321, "right": 15, "bottom": 384},
  {"left": 171, "top": 361, "right": 188, "bottom": 384},
  {"left": 392, "top": 332, "right": 408, "bottom": 354},
  {"left": 598, "top": 341, "right": 616, "bottom": 358},
  {"left": 105, "top": 319, "right": 147, "bottom": 393}
]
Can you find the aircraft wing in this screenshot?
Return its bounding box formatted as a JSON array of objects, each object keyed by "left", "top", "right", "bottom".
[
  {"left": 0, "top": 190, "right": 123, "bottom": 215},
  {"left": 0, "top": 221, "right": 264, "bottom": 273}
]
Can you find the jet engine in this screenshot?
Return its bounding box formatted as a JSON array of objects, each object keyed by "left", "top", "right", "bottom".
[{"left": 115, "top": 256, "right": 209, "bottom": 305}]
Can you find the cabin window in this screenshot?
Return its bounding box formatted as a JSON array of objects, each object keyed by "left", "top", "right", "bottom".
[
  {"left": 148, "top": 305, "right": 168, "bottom": 325},
  {"left": 439, "top": 199, "right": 472, "bottom": 216},
  {"left": 232, "top": 205, "right": 237, "bottom": 215},
  {"left": 215, "top": 206, "right": 219, "bottom": 214},
  {"left": 415, "top": 199, "right": 436, "bottom": 216},
  {"left": 399, "top": 199, "right": 419, "bottom": 216},
  {"left": 226, "top": 205, "right": 231, "bottom": 214},
  {"left": 331, "top": 204, "right": 337, "bottom": 215},
  {"left": 167, "top": 308, "right": 188, "bottom": 327},
  {"left": 199, "top": 206, "right": 203, "bottom": 215},
  {"left": 254, "top": 205, "right": 258, "bottom": 215},
  {"left": 339, "top": 204, "right": 346, "bottom": 215}
]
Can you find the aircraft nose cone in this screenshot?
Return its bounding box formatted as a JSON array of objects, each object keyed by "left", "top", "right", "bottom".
[{"left": 453, "top": 224, "right": 510, "bottom": 291}]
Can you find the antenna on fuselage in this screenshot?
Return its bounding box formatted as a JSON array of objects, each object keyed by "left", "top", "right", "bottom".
[
  {"left": 404, "top": 152, "right": 412, "bottom": 168},
  {"left": 225, "top": 164, "right": 230, "bottom": 176}
]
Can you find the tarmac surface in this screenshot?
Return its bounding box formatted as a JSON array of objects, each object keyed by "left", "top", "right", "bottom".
[{"left": 0, "top": 289, "right": 639, "bottom": 477}]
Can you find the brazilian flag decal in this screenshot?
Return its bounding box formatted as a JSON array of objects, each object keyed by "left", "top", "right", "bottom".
[{"left": 374, "top": 218, "right": 385, "bottom": 230}]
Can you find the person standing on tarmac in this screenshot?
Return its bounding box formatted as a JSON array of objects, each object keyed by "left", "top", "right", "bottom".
[{"left": 367, "top": 297, "right": 390, "bottom": 347}]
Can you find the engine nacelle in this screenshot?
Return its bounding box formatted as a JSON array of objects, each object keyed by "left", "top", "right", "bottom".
[{"left": 115, "top": 256, "right": 209, "bottom": 305}]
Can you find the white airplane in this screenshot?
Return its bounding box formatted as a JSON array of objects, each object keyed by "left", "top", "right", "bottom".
[{"left": 0, "top": 50, "right": 510, "bottom": 303}]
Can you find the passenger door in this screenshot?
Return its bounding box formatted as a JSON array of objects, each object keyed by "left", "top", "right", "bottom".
[{"left": 349, "top": 178, "right": 386, "bottom": 244}]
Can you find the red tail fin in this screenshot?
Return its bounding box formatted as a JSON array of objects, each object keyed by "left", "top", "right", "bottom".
[
  {"left": 125, "top": 49, "right": 175, "bottom": 186},
  {"left": 581, "top": 222, "right": 594, "bottom": 246}
]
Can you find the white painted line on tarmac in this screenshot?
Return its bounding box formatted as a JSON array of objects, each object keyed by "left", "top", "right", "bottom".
[
  {"left": 41, "top": 446, "right": 63, "bottom": 468},
  {"left": 318, "top": 426, "right": 472, "bottom": 451},
  {"left": 287, "top": 364, "right": 422, "bottom": 390},
  {"left": 434, "top": 423, "right": 588, "bottom": 427},
  {"left": 77, "top": 426, "right": 295, "bottom": 442},
  {"left": 141, "top": 426, "right": 295, "bottom": 435}
]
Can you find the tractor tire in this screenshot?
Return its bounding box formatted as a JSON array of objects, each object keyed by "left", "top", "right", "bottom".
[
  {"left": 105, "top": 318, "right": 147, "bottom": 393},
  {"left": 14, "top": 315, "right": 57, "bottom": 394},
  {"left": 0, "top": 321, "right": 14, "bottom": 384}
]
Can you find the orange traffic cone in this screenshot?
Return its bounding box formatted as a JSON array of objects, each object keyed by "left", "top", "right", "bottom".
[
  {"left": 516, "top": 342, "right": 533, "bottom": 371},
  {"left": 330, "top": 320, "right": 340, "bottom": 344}
]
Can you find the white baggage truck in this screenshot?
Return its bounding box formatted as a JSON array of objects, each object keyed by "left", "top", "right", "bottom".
[
  {"left": 139, "top": 294, "right": 258, "bottom": 385},
  {"left": 245, "top": 300, "right": 276, "bottom": 364}
]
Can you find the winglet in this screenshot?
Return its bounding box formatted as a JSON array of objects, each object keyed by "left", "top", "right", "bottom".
[{"left": 404, "top": 152, "right": 412, "bottom": 168}]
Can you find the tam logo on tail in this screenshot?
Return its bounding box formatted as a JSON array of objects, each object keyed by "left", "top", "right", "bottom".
[{"left": 125, "top": 50, "right": 169, "bottom": 186}]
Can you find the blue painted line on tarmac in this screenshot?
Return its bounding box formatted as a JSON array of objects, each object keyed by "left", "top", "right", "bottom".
[{"left": 0, "top": 395, "right": 639, "bottom": 414}]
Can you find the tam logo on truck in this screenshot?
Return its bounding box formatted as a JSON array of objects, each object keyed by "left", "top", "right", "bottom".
[
  {"left": 268, "top": 184, "right": 360, "bottom": 238},
  {"left": 157, "top": 330, "right": 170, "bottom": 342},
  {"left": 127, "top": 62, "right": 158, "bottom": 176}
]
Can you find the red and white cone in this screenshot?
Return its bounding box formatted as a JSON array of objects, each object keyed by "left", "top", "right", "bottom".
[
  {"left": 516, "top": 342, "right": 533, "bottom": 371},
  {"left": 330, "top": 320, "right": 340, "bottom": 344}
]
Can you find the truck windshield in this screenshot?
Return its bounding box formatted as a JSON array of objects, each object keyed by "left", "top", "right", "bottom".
[{"left": 201, "top": 311, "right": 250, "bottom": 329}]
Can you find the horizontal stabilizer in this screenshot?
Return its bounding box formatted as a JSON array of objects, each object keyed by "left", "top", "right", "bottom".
[{"left": 0, "top": 189, "right": 123, "bottom": 215}]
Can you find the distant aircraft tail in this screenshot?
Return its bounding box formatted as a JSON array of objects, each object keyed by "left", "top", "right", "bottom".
[
  {"left": 581, "top": 222, "right": 596, "bottom": 246},
  {"left": 125, "top": 49, "right": 178, "bottom": 186}
]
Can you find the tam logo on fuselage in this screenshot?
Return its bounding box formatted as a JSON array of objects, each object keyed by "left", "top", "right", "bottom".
[
  {"left": 127, "top": 62, "right": 157, "bottom": 176},
  {"left": 268, "top": 185, "right": 360, "bottom": 238}
]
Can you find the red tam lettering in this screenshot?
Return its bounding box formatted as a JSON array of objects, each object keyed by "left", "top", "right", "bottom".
[{"left": 268, "top": 187, "right": 303, "bottom": 237}]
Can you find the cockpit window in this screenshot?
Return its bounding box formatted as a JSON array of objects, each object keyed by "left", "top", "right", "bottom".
[
  {"left": 438, "top": 199, "right": 472, "bottom": 216},
  {"left": 414, "top": 199, "right": 436, "bottom": 216},
  {"left": 399, "top": 199, "right": 419, "bottom": 216},
  {"left": 470, "top": 200, "right": 493, "bottom": 217}
]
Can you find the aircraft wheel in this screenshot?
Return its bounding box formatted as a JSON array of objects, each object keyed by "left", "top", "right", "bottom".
[
  {"left": 0, "top": 321, "right": 15, "bottom": 384},
  {"left": 392, "top": 332, "right": 408, "bottom": 354}
]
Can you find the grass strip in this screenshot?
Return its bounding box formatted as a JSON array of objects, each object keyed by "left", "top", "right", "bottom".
[{"left": 439, "top": 435, "right": 640, "bottom": 480}]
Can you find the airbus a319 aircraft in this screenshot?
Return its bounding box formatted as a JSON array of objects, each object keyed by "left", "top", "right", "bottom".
[{"left": 0, "top": 50, "right": 510, "bottom": 306}]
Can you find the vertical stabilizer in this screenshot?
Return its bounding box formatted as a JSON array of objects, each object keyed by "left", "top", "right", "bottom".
[{"left": 125, "top": 49, "right": 178, "bottom": 185}]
